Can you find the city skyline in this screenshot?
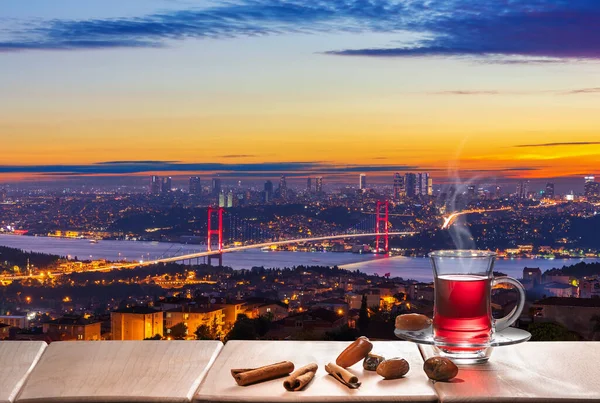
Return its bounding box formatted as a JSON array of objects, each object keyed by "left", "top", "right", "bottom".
[{"left": 2, "top": 1, "right": 600, "bottom": 184}]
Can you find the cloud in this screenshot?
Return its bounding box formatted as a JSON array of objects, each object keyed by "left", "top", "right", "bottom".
[
  {"left": 1, "top": 0, "right": 599, "bottom": 62},
  {"left": 219, "top": 155, "right": 256, "bottom": 158},
  {"left": 0, "top": 161, "right": 424, "bottom": 175},
  {"left": 430, "top": 87, "right": 600, "bottom": 96},
  {"left": 562, "top": 87, "right": 600, "bottom": 94},
  {"left": 513, "top": 142, "right": 600, "bottom": 148},
  {"left": 433, "top": 90, "right": 502, "bottom": 95},
  {"left": 326, "top": 1, "right": 600, "bottom": 61}
]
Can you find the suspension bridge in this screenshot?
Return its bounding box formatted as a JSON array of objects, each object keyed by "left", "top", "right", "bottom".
[
  {"left": 125, "top": 200, "right": 412, "bottom": 268},
  {"left": 2, "top": 201, "right": 417, "bottom": 280}
]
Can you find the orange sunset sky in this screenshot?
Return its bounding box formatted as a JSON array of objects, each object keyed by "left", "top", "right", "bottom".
[{"left": 1, "top": 1, "right": 599, "bottom": 183}]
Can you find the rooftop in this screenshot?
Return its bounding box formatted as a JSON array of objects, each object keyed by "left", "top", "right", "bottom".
[
  {"left": 112, "top": 306, "right": 159, "bottom": 314},
  {"left": 534, "top": 297, "right": 600, "bottom": 307}
]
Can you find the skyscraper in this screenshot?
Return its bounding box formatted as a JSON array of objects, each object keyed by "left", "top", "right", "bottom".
[
  {"left": 226, "top": 191, "right": 234, "bottom": 208},
  {"left": 427, "top": 177, "right": 433, "bottom": 196},
  {"left": 416, "top": 173, "right": 429, "bottom": 196},
  {"left": 516, "top": 180, "right": 530, "bottom": 199},
  {"left": 150, "top": 175, "right": 161, "bottom": 195},
  {"left": 545, "top": 183, "right": 555, "bottom": 199},
  {"left": 393, "top": 173, "right": 405, "bottom": 199},
  {"left": 161, "top": 177, "right": 172, "bottom": 194},
  {"left": 359, "top": 174, "right": 366, "bottom": 191},
  {"left": 404, "top": 173, "right": 417, "bottom": 198},
  {"left": 189, "top": 176, "right": 201, "bottom": 196},
  {"left": 467, "top": 185, "right": 476, "bottom": 199},
  {"left": 279, "top": 174, "right": 288, "bottom": 200},
  {"left": 315, "top": 177, "right": 323, "bottom": 193},
  {"left": 218, "top": 192, "right": 225, "bottom": 207},
  {"left": 584, "top": 176, "right": 599, "bottom": 197},
  {"left": 211, "top": 178, "right": 221, "bottom": 196},
  {"left": 264, "top": 180, "right": 273, "bottom": 203},
  {"left": 306, "top": 177, "right": 312, "bottom": 192}
]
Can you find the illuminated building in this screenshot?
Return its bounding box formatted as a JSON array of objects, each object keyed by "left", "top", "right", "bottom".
[
  {"left": 404, "top": 173, "right": 417, "bottom": 197},
  {"left": 218, "top": 192, "right": 226, "bottom": 207},
  {"left": 43, "top": 315, "right": 102, "bottom": 341},
  {"left": 111, "top": 307, "right": 163, "bottom": 340},
  {"left": 416, "top": 172, "right": 430, "bottom": 196},
  {"left": 584, "top": 176, "right": 599, "bottom": 197},
  {"left": 0, "top": 315, "right": 28, "bottom": 329},
  {"left": 393, "top": 173, "right": 405, "bottom": 199},
  {"left": 165, "top": 307, "right": 225, "bottom": 339},
  {"left": 306, "top": 177, "right": 312, "bottom": 192},
  {"left": 467, "top": 185, "right": 476, "bottom": 199},
  {"left": 315, "top": 176, "right": 323, "bottom": 193},
  {"left": 522, "top": 267, "right": 542, "bottom": 290},
  {"left": 359, "top": 174, "right": 366, "bottom": 191},
  {"left": 264, "top": 180, "right": 273, "bottom": 203},
  {"left": 279, "top": 175, "right": 288, "bottom": 200},
  {"left": 427, "top": 177, "right": 433, "bottom": 196},
  {"left": 189, "top": 176, "right": 201, "bottom": 196},
  {"left": 150, "top": 175, "right": 161, "bottom": 195},
  {"left": 545, "top": 183, "right": 555, "bottom": 199},
  {"left": 0, "top": 324, "right": 8, "bottom": 339},
  {"left": 494, "top": 185, "right": 502, "bottom": 199},
  {"left": 211, "top": 178, "right": 221, "bottom": 196},
  {"left": 226, "top": 191, "right": 234, "bottom": 208},
  {"left": 161, "top": 177, "right": 172, "bottom": 194},
  {"left": 516, "top": 180, "right": 530, "bottom": 199}
]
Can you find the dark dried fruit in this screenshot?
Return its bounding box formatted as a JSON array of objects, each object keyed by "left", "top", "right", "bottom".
[
  {"left": 395, "top": 314, "right": 432, "bottom": 331},
  {"left": 336, "top": 336, "right": 373, "bottom": 368},
  {"left": 363, "top": 353, "right": 385, "bottom": 371},
  {"left": 423, "top": 356, "right": 458, "bottom": 381},
  {"left": 376, "top": 358, "right": 410, "bottom": 379}
]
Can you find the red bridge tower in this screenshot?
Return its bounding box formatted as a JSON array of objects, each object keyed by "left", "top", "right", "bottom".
[
  {"left": 207, "top": 207, "right": 224, "bottom": 266},
  {"left": 375, "top": 201, "right": 389, "bottom": 253}
]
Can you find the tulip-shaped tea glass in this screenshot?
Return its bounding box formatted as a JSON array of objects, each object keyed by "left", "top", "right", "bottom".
[{"left": 429, "top": 250, "right": 525, "bottom": 363}]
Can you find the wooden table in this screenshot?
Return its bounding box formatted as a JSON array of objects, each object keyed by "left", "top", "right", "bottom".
[
  {"left": 194, "top": 340, "right": 437, "bottom": 403},
  {"left": 16, "top": 340, "right": 223, "bottom": 403},
  {"left": 0, "top": 341, "right": 47, "bottom": 403},
  {"left": 419, "top": 342, "right": 600, "bottom": 402}
]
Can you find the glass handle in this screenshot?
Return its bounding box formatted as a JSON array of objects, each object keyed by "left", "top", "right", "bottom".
[{"left": 492, "top": 276, "right": 526, "bottom": 332}]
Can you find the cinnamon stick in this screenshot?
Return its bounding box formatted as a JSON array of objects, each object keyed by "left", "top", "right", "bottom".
[
  {"left": 231, "top": 361, "right": 295, "bottom": 386},
  {"left": 283, "top": 363, "right": 318, "bottom": 391},
  {"left": 325, "top": 362, "right": 361, "bottom": 389}
]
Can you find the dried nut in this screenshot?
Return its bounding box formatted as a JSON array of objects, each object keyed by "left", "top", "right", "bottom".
[
  {"left": 423, "top": 357, "right": 458, "bottom": 381},
  {"left": 336, "top": 336, "right": 373, "bottom": 368},
  {"left": 376, "top": 358, "right": 410, "bottom": 379},
  {"left": 363, "top": 353, "right": 385, "bottom": 371},
  {"left": 395, "top": 314, "right": 432, "bottom": 331}
]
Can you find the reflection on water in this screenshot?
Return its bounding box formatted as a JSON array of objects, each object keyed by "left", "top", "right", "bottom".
[{"left": 0, "top": 234, "right": 597, "bottom": 282}]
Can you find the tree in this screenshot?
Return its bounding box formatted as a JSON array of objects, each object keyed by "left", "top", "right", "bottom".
[
  {"left": 528, "top": 322, "right": 579, "bottom": 341},
  {"left": 591, "top": 315, "right": 600, "bottom": 341},
  {"left": 226, "top": 314, "right": 257, "bottom": 340},
  {"left": 226, "top": 313, "right": 273, "bottom": 341},
  {"left": 210, "top": 315, "right": 221, "bottom": 340},
  {"left": 169, "top": 322, "right": 188, "bottom": 340},
  {"left": 195, "top": 325, "right": 214, "bottom": 340},
  {"left": 325, "top": 325, "right": 360, "bottom": 341},
  {"left": 393, "top": 293, "right": 405, "bottom": 303},
  {"left": 144, "top": 334, "right": 162, "bottom": 340},
  {"left": 358, "top": 294, "right": 370, "bottom": 334}
]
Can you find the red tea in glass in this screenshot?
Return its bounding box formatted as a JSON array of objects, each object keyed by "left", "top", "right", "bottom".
[
  {"left": 433, "top": 274, "right": 492, "bottom": 345},
  {"left": 429, "top": 250, "right": 526, "bottom": 362}
]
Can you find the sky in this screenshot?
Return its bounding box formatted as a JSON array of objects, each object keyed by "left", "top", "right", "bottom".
[{"left": 1, "top": 0, "right": 599, "bottom": 187}]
